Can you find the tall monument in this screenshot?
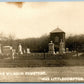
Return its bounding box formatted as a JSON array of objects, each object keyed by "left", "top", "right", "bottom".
[
  {"left": 50, "top": 27, "right": 65, "bottom": 52},
  {"left": 59, "top": 39, "right": 65, "bottom": 54},
  {"left": 18, "top": 44, "right": 23, "bottom": 55},
  {"left": 48, "top": 41, "right": 55, "bottom": 54}
]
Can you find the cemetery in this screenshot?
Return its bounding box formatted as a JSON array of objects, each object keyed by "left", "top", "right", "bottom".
[{"left": 0, "top": 28, "right": 84, "bottom": 67}]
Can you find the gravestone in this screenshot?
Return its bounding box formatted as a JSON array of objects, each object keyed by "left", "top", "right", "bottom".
[
  {"left": 56, "top": 51, "right": 59, "bottom": 54},
  {"left": 12, "top": 49, "right": 16, "bottom": 60},
  {"left": 27, "top": 48, "right": 30, "bottom": 54},
  {"left": 18, "top": 44, "right": 23, "bottom": 54},
  {"left": 59, "top": 39, "right": 65, "bottom": 54},
  {"left": 66, "top": 48, "right": 69, "bottom": 53},
  {"left": 48, "top": 41, "right": 55, "bottom": 54}
]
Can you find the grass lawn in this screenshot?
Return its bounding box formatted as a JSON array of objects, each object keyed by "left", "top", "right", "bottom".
[{"left": 0, "top": 54, "right": 84, "bottom": 82}]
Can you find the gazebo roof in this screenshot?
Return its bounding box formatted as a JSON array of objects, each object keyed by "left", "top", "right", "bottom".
[{"left": 50, "top": 28, "right": 65, "bottom": 33}]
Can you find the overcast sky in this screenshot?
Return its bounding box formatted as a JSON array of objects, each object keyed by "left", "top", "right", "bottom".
[{"left": 0, "top": 2, "right": 84, "bottom": 39}]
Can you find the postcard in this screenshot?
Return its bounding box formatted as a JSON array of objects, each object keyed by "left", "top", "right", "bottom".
[{"left": 0, "top": 1, "right": 84, "bottom": 82}]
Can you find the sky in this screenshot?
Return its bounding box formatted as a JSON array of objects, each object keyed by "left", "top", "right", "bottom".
[{"left": 0, "top": 2, "right": 84, "bottom": 39}]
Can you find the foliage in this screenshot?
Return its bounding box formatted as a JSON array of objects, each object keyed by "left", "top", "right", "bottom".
[
  {"left": 1, "top": 32, "right": 84, "bottom": 52},
  {"left": 66, "top": 34, "right": 84, "bottom": 52}
]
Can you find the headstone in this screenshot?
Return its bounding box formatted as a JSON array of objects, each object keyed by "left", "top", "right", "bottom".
[
  {"left": 66, "top": 48, "right": 69, "bottom": 53},
  {"left": 18, "top": 44, "right": 23, "bottom": 54},
  {"left": 56, "top": 51, "right": 59, "bottom": 54},
  {"left": 12, "top": 49, "right": 16, "bottom": 60},
  {"left": 48, "top": 41, "right": 55, "bottom": 54},
  {"left": 27, "top": 48, "right": 30, "bottom": 54},
  {"left": 59, "top": 39, "right": 65, "bottom": 54}
]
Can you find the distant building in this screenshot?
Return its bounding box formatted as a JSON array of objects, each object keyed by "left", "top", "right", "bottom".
[
  {"left": 50, "top": 27, "right": 65, "bottom": 52},
  {"left": 2, "top": 46, "right": 13, "bottom": 56}
]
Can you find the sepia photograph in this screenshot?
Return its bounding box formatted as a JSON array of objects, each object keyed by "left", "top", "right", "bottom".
[{"left": 0, "top": 1, "right": 84, "bottom": 82}]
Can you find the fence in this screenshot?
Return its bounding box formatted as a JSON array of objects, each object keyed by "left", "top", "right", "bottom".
[{"left": 14, "top": 52, "right": 78, "bottom": 60}]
